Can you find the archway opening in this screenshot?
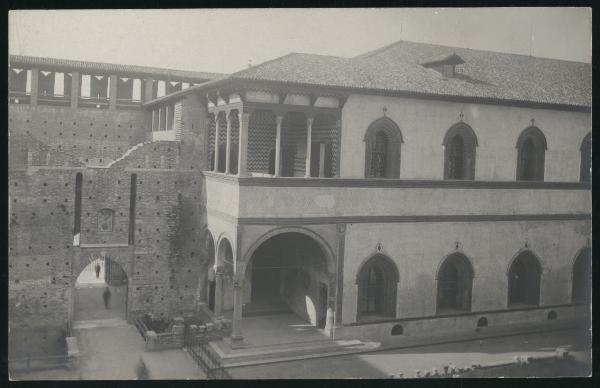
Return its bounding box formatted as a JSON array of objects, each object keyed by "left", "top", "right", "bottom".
[
  {"left": 246, "top": 232, "right": 331, "bottom": 329},
  {"left": 74, "top": 256, "right": 128, "bottom": 322},
  {"left": 197, "top": 231, "right": 216, "bottom": 311},
  {"left": 508, "top": 251, "right": 541, "bottom": 307},
  {"left": 572, "top": 248, "right": 591, "bottom": 304},
  {"left": 436, "top": 253, "right": 474, "bottom": 313}
]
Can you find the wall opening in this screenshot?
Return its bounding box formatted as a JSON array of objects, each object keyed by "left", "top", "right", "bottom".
[
  {"left": 357, "top": 254, "right": 399, "bottom": 321},
  {"left": 246, "top": 232, "right": 331, "bottom": 328},
  {"left": 508, "top": 251, "right": 541, "bottom": 307},
  {"left": 391, "top": 324, "right": 404, "bottom": 335},
  {"left": 128, "top": 174, "right": 137, "bottom": 245},
  {"left": 74, "top": 256, "right": 128, "bottom": 322},
  {"left": 73, "top": 173, "right": 82, "bottom": 245},
  {"left": 547, "top": 310, "right": 557, "bottom": 320},
  {"left": 477, "top": 317, "right": 488, "bottom": 327},
  {"left": 572, "top": 247, "right": 591, "bottom": 304},
  {"left": 436, "top": 253, "right": 474, "bottom": 313}
]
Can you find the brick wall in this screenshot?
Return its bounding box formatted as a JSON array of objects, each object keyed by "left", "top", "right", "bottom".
[{"left": 9, "top": 97, "right": 212, "bottom": 333}]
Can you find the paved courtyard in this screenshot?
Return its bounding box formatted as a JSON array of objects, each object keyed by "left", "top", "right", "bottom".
[{"left": 228, "top": 328, "right": 591, "bottom": 379}]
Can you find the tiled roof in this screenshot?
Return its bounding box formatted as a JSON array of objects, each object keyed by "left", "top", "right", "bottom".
[
  {"left": 230, "top": 40, "right": 591, "bottom": 108},
  {"left": 9, "top": 55, "right": 227, "bottom": 81}
]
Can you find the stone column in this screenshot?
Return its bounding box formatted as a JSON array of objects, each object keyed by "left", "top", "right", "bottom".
[
  {"left": 30, "top": 68, "right": 39, "bottom": 106},
  {"left": 319, "top": 143, "right": 326, "bottom": 177},
  {"left": 144, "top": 78, "right": 154, "bottom": 102},
  {"left": 230, "top": 279, "right": 244, "bottom": 348},
  {"left": 109, "top": 75, "right": 118, "bottom": 110},
  {"left": 305, "top": 117, "right": 314, "bottom": 177},
  {"left": 151, "top": 110, "right": 156, "bottom": 132},
  {"left": 274, "top": 115, "right": 283, "bottom": 177},
  {"left": 213, "top": 115, "right": 221, "bottom": 172},
  {"left": 225, "top": 113, "right": 232, "bottom": 174},
  {"left": 214, "top": 269, "right": 223, "bottom": 317},
  {"left": 70, "top": 71, "right": 79, "bottom": 108},
  {"left": 237, "top": 111, "right": 251, "bottom": 177}
]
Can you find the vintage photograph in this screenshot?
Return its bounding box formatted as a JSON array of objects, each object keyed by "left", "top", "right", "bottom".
[{"left": 7, "top": 8, "right": 592, "bottom": 380}]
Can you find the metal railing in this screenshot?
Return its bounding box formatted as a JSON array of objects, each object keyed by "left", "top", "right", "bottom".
[
  {"left": 183, "top": 328, "right": 231, "bottom": 379},
  {"left": 8, "top": 353, "right": 71, "bottom": 372}
]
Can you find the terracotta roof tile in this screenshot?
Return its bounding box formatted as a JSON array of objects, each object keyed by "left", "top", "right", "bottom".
[{"left": 231, "top": 40, "right": 591, "bottom": 107}]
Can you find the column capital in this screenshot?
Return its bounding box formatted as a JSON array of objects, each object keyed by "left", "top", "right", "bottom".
[
  {"left": 276, "top": 115, "right": 284, "bottom": 126},
  {"left": 306, "top": 116, "right": 314, "bottom": 126},
  {"left": 238, "top": 110, "right": 252, "bottom": 123}
]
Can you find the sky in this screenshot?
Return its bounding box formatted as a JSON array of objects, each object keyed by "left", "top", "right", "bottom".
[{"left": 9, "top": 8, "right": 592, "bottom": 74}]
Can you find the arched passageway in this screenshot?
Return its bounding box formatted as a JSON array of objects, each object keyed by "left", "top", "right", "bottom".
[
  {"left": 74, "top": 256, "right": 128, "bottom": 322},
  {"left": 572, "top": 248, "right": 591, "bottom": 304},
  {"left": 197, "top": 231, "right": 216, "bottom": 311},
  {"left": 246, "top": 232, "right": 331, "bottom": 329},
  {"left": 507, "top": 251, "right": 542, "bottom": 307}
]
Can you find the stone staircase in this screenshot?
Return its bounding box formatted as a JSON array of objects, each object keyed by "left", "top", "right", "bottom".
[{"left": 210, "top": 337, "right": 380, "bottom": 368}]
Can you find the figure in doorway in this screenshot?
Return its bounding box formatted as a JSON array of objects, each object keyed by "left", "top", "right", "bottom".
[
  {"left": 95, "top": 262, "right": 101, "bottom": 279},
  {"left": 103, "top": 286, "right": 111, "bottom": 309}
]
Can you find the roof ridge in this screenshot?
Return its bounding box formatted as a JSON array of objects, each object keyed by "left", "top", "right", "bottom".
[
  {"left": 9, "top": 54, "right": 228, "bottom": 78},
  {"left": 230, "top": 51, "right": 350, "bottom": 78},
  {"left": 354, "top": 39, "right": 591, "bottom": 65}
]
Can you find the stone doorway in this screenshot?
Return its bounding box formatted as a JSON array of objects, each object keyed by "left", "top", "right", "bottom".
[{"left": 73, "top": 256, "right": 128, "bottom": 322}]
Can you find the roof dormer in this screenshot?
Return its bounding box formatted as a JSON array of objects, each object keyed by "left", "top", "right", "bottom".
[{"left": 421, "top": 53, "right": 465, "bottom": 78}]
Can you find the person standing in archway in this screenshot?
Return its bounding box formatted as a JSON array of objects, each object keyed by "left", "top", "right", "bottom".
[
  {"left": 95, "top": 262, "right": 101, "bottom": 279},
  {"left": 103, "top": 286, "right": 111, "bottom": 309}
]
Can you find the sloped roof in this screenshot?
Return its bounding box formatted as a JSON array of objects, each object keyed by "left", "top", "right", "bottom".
[
  {"left": 230, "top": 40, "right": 591, "bottom": 108},
  {"left": 9, "top": 55, "right": 227, "bottom": 81}
]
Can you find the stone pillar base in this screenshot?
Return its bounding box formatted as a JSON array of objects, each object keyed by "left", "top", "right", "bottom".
[{"left": 230, "top": 334, "right": 245, "bottom": 349}]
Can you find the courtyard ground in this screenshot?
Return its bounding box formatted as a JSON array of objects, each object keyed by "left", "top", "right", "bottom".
[{"left": 227, "top": 327, "right": 591, "bottom": 379}]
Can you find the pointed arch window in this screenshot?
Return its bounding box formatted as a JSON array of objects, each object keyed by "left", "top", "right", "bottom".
[
  {"left": 572, "top": 248, "right": 591, "bottom": 304},
  {"left": 443, "top": 123, "right": 477, "bottom": 180},
  {"left": 508, "top": 251, "right": 542, "bottom": 306},
  {"left": 580, "top": 134, "right": 591, "bottom": 183},
  {"left": 364, "top": 117, "right": 403, "bottom": 178},
  {"left": 357, "top": 254, "right": 399, "bottom": 320},
  {"left": 436, "top": 253, "right": 474, "bottom": 312},
  {"left": 516, "top": 127, "right": 547, "bottom": 181}
]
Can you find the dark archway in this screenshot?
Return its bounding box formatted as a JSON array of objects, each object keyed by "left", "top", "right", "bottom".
[
  {"left": 364, "top": 117, "right": 403, "bottom": 178},
  {"left": 200, "top": 231, "right": 216, "bottom": 311},
  {"left": 74, "top": 256, "right": 128, "bottom": 322},
  {"left": 246, "top": 232, "right": 331, "bottom": 328},
  {"left": 580, "top": 133, "right": 591, "bottom": 183},
  {"left": 508, "top": 251, "right": 542, "bottom": 306},
  {"left": 356, "top": 254, "right": 399, "bottom": 320},
  {"left": 436, "top": 253, "right": 474, "bottom": 313},
  {"left": 443, "top": 123, "right": 478, "bottom": 180},
  {"left": 572, "top": 248, "right": 591, "bottom": 304},
  {"left": 516, "top": 126, "right": 547, "bottom": 181}
]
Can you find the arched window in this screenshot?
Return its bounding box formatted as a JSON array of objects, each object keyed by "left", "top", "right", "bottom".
[
  {"left": 357, "top": 254, "right": 399, "bottom": 320},
  {"left": 572, "top": 248, "right": 591, "bottom": 304},
  {"left": 443, "top": 123, "right": 477, "bottom": 180},
  {"left": 508, "top": 251, "right": 542, "bottom": 306},
  {"left": 580, "top": 133, "right": 591, "bottom": 183},
  {"left": 391, "top": 324, "right": 404, "bottom": 335},
  {"left": 516, "top": 127, "right": 547, "bottom": 181},
  {"left": 436, "top": 253, "right": 474, "bottom": 313},
  {"left": 364, "top": 117, "right": 403, "bottom": 178}
]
